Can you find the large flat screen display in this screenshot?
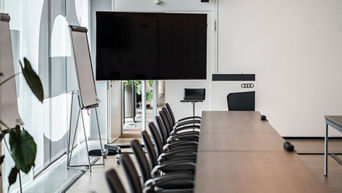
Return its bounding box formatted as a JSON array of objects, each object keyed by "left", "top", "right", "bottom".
[{"left": 96, "top": 12, "right": 207, "bottom": 80}]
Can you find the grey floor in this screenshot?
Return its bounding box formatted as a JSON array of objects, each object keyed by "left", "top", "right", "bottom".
[
  {"left": 21, "top": 106, "right": 154, "bottom": 193},
  {"left": 67, "top": 138, "right": 139, "bottom": 193},
  {"left": 66, "top": 139, "right": 342, "bottom": 193},
  {"left": 21, "top": 131, "right": 342, "bottom": 193},
  {"left": 22, "top": 141, "right": 103, "bottom": 193},
  {"left": 288, "top": 139, "right": 342, "bottom": 193}
]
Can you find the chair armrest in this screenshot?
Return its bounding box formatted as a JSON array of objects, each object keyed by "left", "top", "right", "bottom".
[
  {"left": 170, "top": 131, "right": 200, "bottom": 138},
  {"left": 143, "top": 186, "right": 193, "bottom": 193},
  {"left": 158, "top": 149, "right": 197, "bottom": 162},
  {"left": 144, "top": 173, "right": 194, "bottom": 187},
  {"left": 164, "top": 145, "right": 198, "bottom": 153},
  {"left": 178, "top": 116, "right": 201, "bottom": 122},
  {"left": 163, "top": 141, "right": 198, "bottom": 151},
  {"left": 174, "top": 120, "right": 201, "bottom": 128},
  {"left": 167, "top": 133, "right": 199, "bottom": 143},
  {"left": 171, "top": 130, "right": 200, "bottom": 137},
  {"left": 171, "top": 125, "right": 201, "bottom": 134},
  {"left": 159, "top": 156, "right": 197, "bottom": 165},
  {"left": 157, "top": 150, "right": 197, "bottom": 163},
  {"left": 151, "top": 161, "right": 196, "bottom": 176}
]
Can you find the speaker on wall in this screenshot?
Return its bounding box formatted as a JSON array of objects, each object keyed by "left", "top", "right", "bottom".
[{"left": 201, "top": 0, "right": 209, "bottom": 2}]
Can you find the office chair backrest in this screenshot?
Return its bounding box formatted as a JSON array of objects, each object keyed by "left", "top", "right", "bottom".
[
  {"left": 120, "top": 154, "right": 142, "bottom": 193},
  {"left": 105, "top": 169, "right": 126, "bottom": 193},
  {"left": 159, "top": 110, "right": 171, "bottom": 136},
  {"left": 130, "top": 139, "right": 152, "bottom": 183},
  {"left": 141, "top": 131, "right": 158, "bottom": 168},
  {"left": 162, "top": 107, "right": 174, "bottom": 128},
  {"left": 165, "top": 103, "right": 176, "bottom": 126},
  {"left": 148, "top": 122, "right": 164, "bottom": 156},
  {"left": 227, "top": 91, "right": 255, "bottom": 111},
  {"left": 154, "top": 116, "right": 168, "bottom": 145}
]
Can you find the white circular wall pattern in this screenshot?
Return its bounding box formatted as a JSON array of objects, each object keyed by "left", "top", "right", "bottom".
[
  {"left": 51, "top": 15, "right": 72, "bottom": 57},
  {"left": 75, "top": 0, "right": 88, "bottom": 26}
]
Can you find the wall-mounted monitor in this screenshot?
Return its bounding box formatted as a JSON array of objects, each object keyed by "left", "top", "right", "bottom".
[{"left": 96, "top": 12, "right": 207, "bottom": 80}]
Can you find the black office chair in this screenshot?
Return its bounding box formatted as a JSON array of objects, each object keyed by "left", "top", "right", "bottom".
[
  {"left": 155, "top": 116, "right": 168, "bottom": 144},
  {"left": 105, "top": 169, "right": 126, "bottom": 193},
  {"left": 120, "top": 154, "right": 194, "bottom": 193},
  {"left": 142, "top": 130, "right": 197, "bottom": 164},
  {"left": 159, "top": 110, "right": 173, "bottom": 135},
  {"left": 158, "top": 112, "right": 199, "bottom": 143},
  {"left": 130, "top": 139, "right": 195, "bottom": 182},
  {"left": 155, "top": 116, "right": 198, "bottom": 145},
  {"left": 227, "top": 91, "right": 255, "bottom": 111},
  {"left": 149, "top": 122, "right": 198, "bottom": 154},
  {"left": 165, "top": 103, "right": 201, "bottom": 126},
  {"left": 162, "top": 107, "right": 201, "bottom": 130}
]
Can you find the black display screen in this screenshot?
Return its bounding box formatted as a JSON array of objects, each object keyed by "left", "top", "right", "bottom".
[{"left": 96, "top": 12, "right": 207, "bottom": 80}]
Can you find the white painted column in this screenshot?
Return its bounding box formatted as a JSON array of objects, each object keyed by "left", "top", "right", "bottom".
[
  {"left": 152, "top": 80, "right": 158, "bottom": 118},
  {"left": 141, "top": 80, "right": 146, "bottom": 131}
]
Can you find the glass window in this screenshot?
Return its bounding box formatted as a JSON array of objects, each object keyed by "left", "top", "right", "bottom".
[{"left": 1, "top": 1, "right": 93, "bottom": 192}]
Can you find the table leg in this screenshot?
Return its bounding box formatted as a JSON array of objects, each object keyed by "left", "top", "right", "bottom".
[{"left": 324, "top": 123, "right": 328, "bottom": 176}]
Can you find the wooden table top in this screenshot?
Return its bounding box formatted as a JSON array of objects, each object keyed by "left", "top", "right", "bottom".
[
  {"left": 194, "top": 111, "right": 329, "bottom": 193},
  {"left": 198, "top": 132, "right": 285, "bottom": 152},
  {"left": 194, "top": 151, "right": 329, "bottom": 193},
  {"left": 200, "top": 111, "right": 277, "bottom": 134},
  {"left": 325, "top": 116, "right": 342, "bottom": 131}
]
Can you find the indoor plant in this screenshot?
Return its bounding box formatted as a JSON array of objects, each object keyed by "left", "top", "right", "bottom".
[
  {"left": 0, "top": 58, "right": 43, "bottom": 192},
  {"left": 123, "top": 80, "right": 153, "bottom": 106}
]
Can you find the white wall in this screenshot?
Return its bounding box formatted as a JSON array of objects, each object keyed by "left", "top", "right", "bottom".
[
  {"left": 218, "top": 0, "right": 342, "bottom": 137},
  {"left": 114, "top": 0, "right": 217, "bottom": 121},
  {"left": 114, "top": 0, "right": 342, "bottom": 137},
  {"left": 89, "top": 0, "right": 112, "bottom": 139}
]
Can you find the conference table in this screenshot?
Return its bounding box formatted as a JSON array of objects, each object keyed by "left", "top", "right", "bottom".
[{"left": 194, "top": 111, "right": 329, "bottom": 193}]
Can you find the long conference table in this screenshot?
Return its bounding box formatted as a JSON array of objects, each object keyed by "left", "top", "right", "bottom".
[{"left": 194, "top": 111, "right": 329, "bottom": 193}]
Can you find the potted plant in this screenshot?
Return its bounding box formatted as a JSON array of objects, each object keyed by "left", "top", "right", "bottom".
[
  {"left": 123, "top": 80, "right": 154, "bottom": 115},
  {"left": 123, "top": 80, "right": 135, "bottom": 118},
  {"left": 1, "top": 58, "right": 44, "bottom": 192},
  {"left": 135, "top": 80, "right": 153, "bottom": 108}
]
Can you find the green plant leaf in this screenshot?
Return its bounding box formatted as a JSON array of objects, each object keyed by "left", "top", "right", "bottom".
[
  {"left": 146, "top": 90, "right": 153, "bottom": 102},
  {"left": 9, "top": 126, "right": 37, "bottom": 173},
  {"left": 0, "top": 155, "right": 4, "bottom": 165},
  {"left": 19, "top": 58, "right": 44, "bottom": 102},
  {"left": 0, "top": 155, "right": 4, "bottom": 176},
  {"left": 135, "top": 83, "right": 142, "bottom": 95},
  {"left": 8, "top": 167, "right": 19, "bottom": 191},
  {"left": 148, "top": 80, "right": 153, "bottom": 87},
  {"left": 0, "top": 128, "right": 10, "bottom": 141}
]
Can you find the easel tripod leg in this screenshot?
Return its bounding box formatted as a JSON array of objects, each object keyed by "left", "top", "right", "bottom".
[
  {"left": 68, "top": 109, "right": 81, "bottom": 167},
  {"left": 95, "top": 108, "right": 105, "bottom": 165},
  {"left": 81, "top": 109, "right": 92, "bottom": 173},
  {"left": 67, "top": 94, "right": 74, "bottom": 166}
]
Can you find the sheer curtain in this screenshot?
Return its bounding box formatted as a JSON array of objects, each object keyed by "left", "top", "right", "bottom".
[{"left": 1, "top": 0, "right": 91, "bottom": 192}]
